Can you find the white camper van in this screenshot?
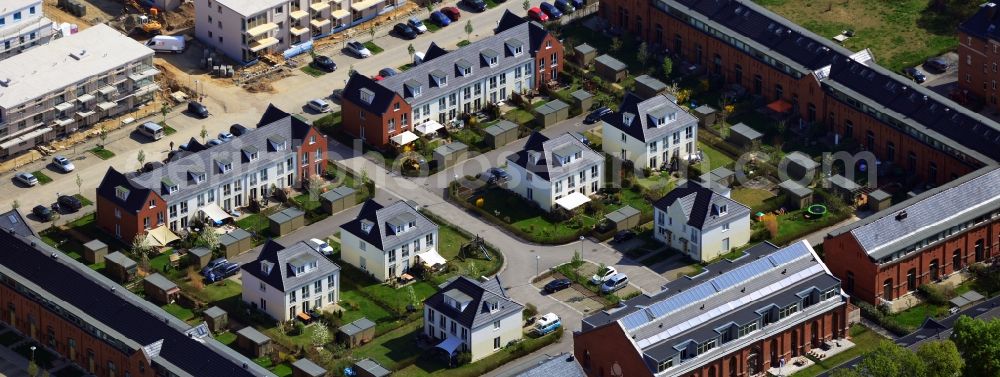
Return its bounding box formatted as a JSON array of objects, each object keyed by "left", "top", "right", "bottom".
[{"left": 145, "top": 36, "right": 185, "bottom": 54}]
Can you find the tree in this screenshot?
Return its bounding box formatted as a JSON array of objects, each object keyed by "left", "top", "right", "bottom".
[
  {"left": 160, "top": 102, "right": 170, "bottom": 123},
  {"left": 137, "top": 150, "right": 146, "bottom": 169},
  {"left": 916, "top": 340, "right": 964, "bottom": 377},
  {"left": 369, "top": 26, "right": 376, "bottom": 42},
  {"left": 610, "top": 37, "right": 623, "bottom": 52},
  {"left": 828, "top": 368, "right": 863, "bottom": 377},
  {"left": 197, "top": 227, "right": 220, "bottom": 250},
  {"left": 200, "top": 125, "right": 208, "bottom": 143},
  {"left": 11, "top": 200, "right": 18, "bottom": 211},
  {"left": 661, "top": 57, "right": 673, "bottom": 79},
  {"left": 75, "top": 174, "right": 83, "bottom": 194},
  {"left": 465, "top": 20, "right": 473, "bottom": 40},
  {"left": 953, "top": 315, "right": 1000, "bottom": 377},
  {"left": 636, "top": 42, "right": 649, "bottom": 68},
  {"left": 522, "top": 0, "right": 530, "bottom": 11},
  {"left": 98, "top": 127, "right": 108, "bottom": 148},
  {"left": 857, "top": 341, "right": 926, "bottom": 377},
  {"left": 310, "top": 321, "right": 331, "bottom": 348},
  {"left": 407, "top": 43, "right": 415, "bottom": 60}
]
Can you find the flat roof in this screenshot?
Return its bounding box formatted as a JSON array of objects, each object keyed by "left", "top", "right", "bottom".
[
  {"left": 220, "top": 228, "right": 252, "bottom": 245},
  {"left": 484, "top": 120, "right": 518, "bottom": 135},
  {"left": 321, "top": 186, "right": 357, "bottom": 202},
  {"left": 571, "top": 89, "right": 593, "bottom": 100},
  {"left": 605, "top": 205, "right": 640, "bottom": 223},
  {"left": 215, "top": 0, "right": 285, "bottom": 16},
  {"left": 435, "top": 141, "right": 468, "bottom": 156},
  {"left": 189, "top": 247, "right": 212, "bottom": 257},
  {"left": 635, "top": 75, "right": 667, "bottom": 91},
  {"left": 729, "top": 122, "right": 763, "bottom": 140},
  {"left": 0, "top": 24, "right": 153, "bottom": 109},
  {"left": 536, "top": 100, "right": 569, "bottom": 115},
  {"left": 268, "top": 207, "right": 305, "bottom": 223},
  {"left": 354, "top": 358, "right": 391, "bottom": 377}
]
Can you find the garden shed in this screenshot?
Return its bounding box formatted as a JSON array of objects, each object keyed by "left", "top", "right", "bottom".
[
  {"left": 827, "top": 174, "right": 862, "bottom": 203},
  {"left": 700, "top": 167, "right": 735, "bottom": 187},
  {"left": 142, "top": 273, "right": 180, "bottom": 305},
  {"left": 571, "top": 90, "right": 593, "bottom": 114},
  {"left": 779, "top": 180, "right": 813, "bottom": 210},
  {"left": 782, "top": 152, "right": 819, "bottom": 183},
  {"left": 202, "top": 306, "right": 228, "bottom": 332},
  {"left": 219, "top": 228, "right": 253, "bottom": 258},
  {"left": 292, "top": 358, "right": 327, "bottom": 377},
  {"left": 188, "top": 247, "right": 212, "bottom": 268},
  {"left": 728, "top": 122, "right": 762, "bottom": 147},
  {"left": 321, "top": 186, "right": 357, "bottom": 214},
  {"left": 594, "top": 54, "right": 627, "bottom": 82},
  {"left": 574, "top": 43, "right": 597, "bottom": 66},
  {"left": 693, "top": 105, "right": 718, "bottom": 128},
  {"left": 268, "top": 207, "right": 305, "bottom": 237},
  {"left": 83, "top": 239, "right": 108, "bottom": 264},
  {"left": 535, "top": 100, "right": 570, "bottom": 128},
  {"left": 484, "top": 120, "right": 519, "bottom": 149},
  {"left": 434, "top": 142, "right": 469, "bottom": 169},
  {"left": 105, "top": 251, "right": 137, "bottom": 283},
  {"left": 634, "top": 75, "right": 668, "bottom": 99},
  {"left": 353, "top": 358, "right": 391, "bottom": 377},
  {"left": 604, "top": 205, "right": 641, "bottom": 231},
  {"left": 236, "top": 326, "right": 272, "bottom": 357},
  {"left": 338, "top": 317, "right": 376, "bottom": 348},
  {"left": 867, "top": 189, "right": 892, "bottom": 211}
]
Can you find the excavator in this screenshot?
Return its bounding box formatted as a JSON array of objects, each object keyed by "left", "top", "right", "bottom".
[{"left": 122, "top": 0, "right": 163, "bottom": 35}]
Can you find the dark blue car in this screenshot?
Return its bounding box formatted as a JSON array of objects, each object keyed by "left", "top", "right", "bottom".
[
  {"left": 555, "top": 0, "right": 575, "bottom": 13},
  {"left": 430, "top": 11, "right": 451, "bottom": 26},
  {"left": 571, "top": 0, "right": 584, "bottom": 9},
  {"left": 540, "top": 2, "right": 562, "bottom": 19}
]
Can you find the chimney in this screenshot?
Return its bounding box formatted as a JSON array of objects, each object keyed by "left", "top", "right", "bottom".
[{"left": 896, "top": 210, "right": 908, "bottom": 221}]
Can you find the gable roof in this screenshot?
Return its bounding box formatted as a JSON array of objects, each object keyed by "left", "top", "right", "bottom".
[
  {"left": 0, "top": 231, "right": 273, "bottom": 376},
  {"left": 343, "top": 74, "right": 399, "bottom": 115},
  {"left": 339, "top": 199, "right": 438, "bottom": 251},
  {"left": 425, "top": 276, "right": 523, "bottom": 329},
  {"left": 506, "top": 132, "right": 605, "bottom": 182},
  {"left": 603, "top": 93, "right": 698, "bottom": 143},
  {"left": 959, "top": 3, "right": 1000, "bottom": 41},
  {"left": 241, "top": 240, "right": 341, "bottom": 292},
  {"left": 653, "top": 180, "right": 750, "bottom": 229}
]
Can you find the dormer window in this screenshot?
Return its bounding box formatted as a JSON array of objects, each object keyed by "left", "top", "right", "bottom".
[
  {"left": 656, "top": 117, "right": 666, "bottom": 126},
  {"left": 623, "top": 113, "right": 634, "bottom": 125},
  {"left": 361, "top": 220, "right": 373, "bottom": 234},
  {"left": 243, "top": 147, "right": 259, "bottom": 162},
  {"left": 161, "top": 178, "right": 178, "bottom": 194},
  {"left": 431, "top": 70, "right": 448, "bottom": 87},
  {"left": 190, "top": 171, "right": 206, "bottom": 184},
  {"left": 359, "top": 88, "right": 374, "bottom": 104},
  {"left": 719, "top": 204, "right": 727, "bottom": 215},
  {"left": 505, "top": 39, "right": 524, "bottom": 56},
  {"left": 456, "top": 60, "right": 472, "bottom": 76},
  {"left": 115, "top": 186, "right": 130, "bottom": 200},
  {"left": 481, "top": 50, "right": 499, "bottom": 67},
  {"left": 216, "top": 159, "right": 233, "bottom": 174},
  {"left": 405, "top": 80, "right": 423, "bottom": 98},
  {"left": 267, "top": 136, "right": 287, "bottom": 151}
]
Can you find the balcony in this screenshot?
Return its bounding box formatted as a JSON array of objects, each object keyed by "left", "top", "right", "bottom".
[
  {"left": 290, "top": 9, "right": 309, "bottom": 19},
  {"left": 310, "top": 1, "right": 330, "bottom": 12},
  {"left": 291, "top": 26, "right": 310, "bottom": 36},
  {"left": 310, "top": 19, "right": 331, "bottom": 29},
  {"left": 246, "top": 22, "right": 278, "bottom": 37},
  {"left": 331, "top": 9, "right": 350, "bottom": 19},
  {"left": 128, "top": 67, "right": 159, "bottom": 82},
  {"left": 249, "top": 37, "right": 279, "bottom": 52},
  {"left": 351, "top": 0, "right": 381, "bottom": 11}
]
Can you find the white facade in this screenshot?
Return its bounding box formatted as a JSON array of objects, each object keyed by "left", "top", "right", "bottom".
[
  {"left": 653, "top": 198, "right": 751, "bottom": 262},
  {"left": 0, "top": 0, "right": 55, "bottom": 61},
  {"left": 409, "top": 63, "right": 537, "bottom": 127},
  {"left": 340, "top": 225, "right": 437, "bottom": 282},
  {"left": 506, "top": 133, "right": 605, "bottom": 212},
  {"left": 0, "top": 24, "right": 156, "bottom": 159},
  {"left": 423, "top": 299, "right": 522, "bottom": 362},
  {"left": 241, "top": 260, "right": 340, "bottom": 321},
  {"left": 602, "top": 122, "right": 697, "bottom": 170}
]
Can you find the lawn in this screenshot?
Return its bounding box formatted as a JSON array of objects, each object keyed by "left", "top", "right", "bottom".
[
  {"left": 364, "top": 41, "right": 384, "bottom": 55},
  {"left": 39, "top": 212, "right": 126, "bottom": 269},
  {"left": 184, "top": 279, "right": 243, "bottom": 304},
  {"left": 484, "top": 0, "right": 499, "bottom": 8},
  {"left": 758, "top": 0, "right": 958, "bottom": 72},
  {"left": 215, "top": 331, "right": 237, "bottom": 346},
  {"left": 74, "top": 194, "right": 93, "bottom": 207},
  {"left": 236, "top": 211, "right": 274, "bottom": 242},
  {"left": 889, "top": 302, "right": 950, "bottom": 330},
  {"left": 450, "top": 128, "right": 485, "bottom": 149},
  {"left": 162, "top": 124, "right": 177, "bottom": 136},
  {"left": 162, "top": 303, "right": 195, "bottom": 321},
  {"left": 398, "top": 63, "right": 414, "bottom": 71},
  {"left": 90, "top": 147, "right": 115, "bottom": 159},
  {"left": 457, "top": 40, "right": 471, "bottom": 47},
  {"left": 32, "top": 171, "right": 52, "bottom": 185},
  {"left": 424, "top": 19, "right": 442, "bottom": 33},
  {"left": 300, "top": 65, "right": 327, "bottom": 77},
  {"left": 793, "top": 324, "right": 888, "bottom": 377},
  {"left": 393, "top": 328, "right": 562, "bottom": 377},
  {"left": 731, "top": 188, "right": 774, "bottom": 210},
  {"left": 503, "top": 108, "right": 535, "bottom": 125},
  {"left": 697, "top": 141, "right": 734, "bottom": 171},
  {"left": 474, "top": 187, "right": 598, "bottom": 244}
]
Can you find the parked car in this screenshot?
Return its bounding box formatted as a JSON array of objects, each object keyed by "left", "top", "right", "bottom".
[
  {"left": 463, "top": 0, "right": 487, "bottom": 12},
  {"left": 308, "top": 98, "right": 332, "bottom": 113},
  {"left": 346, "top": 40, "right": 372, "bottom": 58},
  {"left": 584, "top": 106, "right": 612, "bottom": 124},
  {"left": 309, "top": 238, "right": 335, "bottom": 255},
  {"left": 231, "top": 123, "right": 250, "bottom": 136},
  {"left": 531, "top": 313, "right": 561, "bottom": 335},
  {"left": 571, "top": 0, "right": 584, "bottom": 9},
  {"left": 485, "top": 167, "right": 511, "bottom": 184},
  {"left": 555, "top": 0, "right": 575, "bottom": 13},
  {"left": 57, "top": 195, "right": 83, "bottom": 212},
  {"left": 379, "top": 68, "right": 398, "bottom": 78},
  {"left": 206, "top": 263, "right": 240, "bottom": 283},
  {"left": 903, "top": 67, "right": 927, "bottom": 84},
  {"left": 136, "top": 121, "right": 164, "bottom": 140},
  {"left": 373, "top": 74, "right": 385, "bottom": 81},
  {"left": 923, "top": 57, "right": 949, "bottom": 74},
  {"left": 590, "top": 266, "right": 618, "bottom": 285},
  {"left": 201, "top": 258, "right": 230, "bottom": 276},
  {"left": 539, "top": 2, "right": 562, "bottom": 19},
  {"left": 207, "top": 139, "right": 224, "bottom": 146},
  {"left": 32, "top": 205, "right": 53, "bottom": 222},
  {"left": 187, "top": 101, "right": 209, "bottom": 118},
  {"left": 612, "top": 229, "right": 636, "bottom": 243},
  {"left": 218, "top": 131, "right": 234, "bottom": 142},
  {"left": 600, "top": 273, "right": 629, "bottom": 294},
  {"left": 430, "top": 11, "right": 452, "bottom": 26},
  {"left": 311, "top": 55, "right": 337, "bottom": 72},
  {"left": 441, "top": 6, "right": 461, "bottom": 21},
  {"left": 527, "top": 7, "right": 549, "bottom": 22},
  {"left": 52, "top": 155, "right": 75, "bottom": 173},
  {"left": 408, "top": 17, "right": 428, "bottom": 33},
  {"left": 393, "top": 23, "right": 417, "bottom": 39},
  {"left": 14, "top": 172, "right": 37, "bottom": 186},
  {"left": 544, "top": 278, "right": 572, "bottom": 293}
]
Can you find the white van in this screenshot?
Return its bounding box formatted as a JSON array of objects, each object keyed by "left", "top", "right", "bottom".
[
  {"left": 137, "top": 122, "right": 164, "bottom": 140},
  {"left": 145, "top": 36, "right": 185, "bottom": 54},
  {"left": 600, "top": 273, "right": 629, "bottom": 294}
]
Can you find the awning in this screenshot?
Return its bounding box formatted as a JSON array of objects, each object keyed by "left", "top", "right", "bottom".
[
  {"left": 310, "top": 19, "right": 331, "bottom": 28},
  {"left": 331, "top": 9, "right": 350, "bottom": 19},
  {"left": 0, "top": 127, "right": 52, "bottom": 149},
  {"left": 247, "top": 22, "right": 278, "bottom": 37},
  {"left": 310, "top": 1, "right": 330, "bottom": 12},
  {"left": 144, "top": 226, "right": 180, "bottom": 247},
  {"left": 417, "top": 249, "right": 447, "bottom": 267},
  {"left": 199, "top": 203, "right": 232, "bottom": 223},
  {"left": 249, "top": 37, "right": 279, "bottom": 52},
  {"left": 555, "top": 192, "right": 591, "bottom": 211},
  {"left": 290, "top": 10, "right": 309, "bottom": 19},
  {"left": 390, "top": 131, "right": 418, "bottom": 146},
  {"left": 290, "top": 26, "right": 310, "bottom": 36},
  {"left": 415, "top": 120, "right": 443, "bottom": 136},
  {"left": 767, "top": 100, "right": 791, "bottom": 113},
  {"left": 98, "top": 86, "right": 117, "bottom": 96},
  {"left": 435, "top": 337, "right": 462, "bottom": 355},
  {"left": 351, "top": 0, "right": 381, "bottom": 11}
]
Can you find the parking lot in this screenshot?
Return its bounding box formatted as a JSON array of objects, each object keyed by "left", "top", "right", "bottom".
[{"left": 533, "top": 261, "right": 642, "bottom": 316}]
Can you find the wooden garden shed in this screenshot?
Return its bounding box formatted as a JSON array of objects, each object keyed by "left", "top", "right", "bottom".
[
  {"left": 321, "top": 186, "right": 357, "bottom": 214},
  {"left": 188, "top": 247, "right": 212, "bottom": 268},
  {"left": 236, "top": 326, "right": 272, "bottom": 357},
  {"left": 484, "top": 120, "right": 519, "bottom": 149},
  {"left": 594, "top": 55, "right": 627, "bottom": 82},
  {"left": 142, "top": 273, "right": 180, "bottom": 305},
  {"left": 338, "top": 317, "right": 376, "bottom": 348},
  {"left": 83, "top": 239, "right": 108, "bottom": 265},
  {"left": 604, "top": 206, "right": 641, "bottom": 231},
  {"left": 434, "top": 142, "right": 469, "bottom": 169},
  {"left": 105, "top": 252, "right": 137, "bottom": 284},
  {"left": 203, "top": 306, "right": 228, "bottom": 332},
  {"left": 219, "top": 228, "right": 253, "bottom": 258},
  {"left": 268, "top": 207, "right": 305, "bottom": 237}
]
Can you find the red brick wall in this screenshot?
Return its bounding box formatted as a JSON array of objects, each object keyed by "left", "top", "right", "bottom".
[
  {"left": 536, "top": 33, "right": 565, "bottom": 87},
  {"left": 341, "top": 94, "right": 412, "bottom": 150},
  {"left": 957, "top": 30, "right": 1000, "bottom": 111},
  {"left": 296, "top": 127, "right": 328, "bottom": 186},
  {"left": 96, "top": 191, "right": 166, "bottom": 241},
  {"left": 574, "top": 322, "right": 653, "bottom": 377},
  {"left": 0, "top": 283, "right": 150, "bottom": 376}
]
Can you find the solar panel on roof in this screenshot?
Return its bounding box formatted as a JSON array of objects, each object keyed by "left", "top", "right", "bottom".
[
  {"left": 767, "top": 242, "right": 810, "bottom": 266},
  {"left": 8, "top": 215, "right": 17, "bottom": 224}
]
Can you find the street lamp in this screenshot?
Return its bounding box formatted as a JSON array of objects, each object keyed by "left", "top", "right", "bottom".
[
  {"left": 29, "top": 345, "right": 35, "bottom": 362},
  {"left": 535, "top": 255, "right": 540, "bottom": 277}
]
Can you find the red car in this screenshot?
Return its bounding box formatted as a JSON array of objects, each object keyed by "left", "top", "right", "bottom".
[
  {"left": 528, "top": 7, "right": 548, "bottom": 22},
  {"left": 442, "top": 6, "right": 461, "bottom": 21}
]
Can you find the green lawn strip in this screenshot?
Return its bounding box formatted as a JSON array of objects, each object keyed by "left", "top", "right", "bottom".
[
  {"left": 162, "top": 303, "right": 195, "bottom": 321},
  {"left": 364, "top": 42, "right": 384, "bottom": 54},
  {"left": 697, "top": 141, "right": 734, "bottom": 171},
  {"left": 889, "top": 302, "right": 949, "bottom": 330},
  {"left": 393, "top": 329, "right": 562, "bottom": 376},
  {"left": 215, "top": 331, "right": 237, "bottom": 346},
  {"left": 90, "top": 147, "right": 115, "bottom": 160},
  {"left": 39, "top": 212, "right": 127, "bottom": 261},
  {"left": 300, "top": 66, "right": 327, "bottom": 77},
  {"left": 484, "top": 0, "right": 499, "bottom": 8},
  {"left": 731, "top": 188, "right": 774, "bottom": 210},
  {"left": 160, "top": 123, "right": 177, "bottom": 136},
  {"left": 503, "top": 108, "right": 535, "bottom": 125},
  {"left": 347, "top": 320, "right": 424, "bottom": 370},
  {"left": 32, "top": 171, "right": 52, "bottom": 185},
  {"left": 770, "top": 208, "right": 850, "bottom": 246},
  {"left": 398, "top": 63, "right": 414, "bottom": 71},
  {"left": 73, "top": 194, "right": 93, "bottom": 207},
  {"left": 792, "top": 324, "right": 888, "bottom": 377},
  {"left": 339, "top": 289, "right": 393, "bottom": 325},
  {"left": 236, "top": 211, "right": 275, "bottom": 243},
  {"left": 424, "top": 20, "right": 442, "bottom": 33},
  {"left": 472, "top": 187, "right": 596, "bottom": 244},
  {"left": 271, "top": 364, "right": 294, "bottom": 377}
]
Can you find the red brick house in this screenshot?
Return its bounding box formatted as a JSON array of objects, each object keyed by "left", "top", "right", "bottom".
[
  {"left": 958, "top": 3, "right": 1000, "bottom": 112},
  {"left": 96, "top": 167, "right": 167, "bottom": 241},
  {"left": 823, "top": 167, "right": 1000, "bottom": 310},
  {"left": 574, "top": 241, "right": 849, "bottom": 377},
  {"left": 341, "top": 75, "right": 412, "bottom": 149}
]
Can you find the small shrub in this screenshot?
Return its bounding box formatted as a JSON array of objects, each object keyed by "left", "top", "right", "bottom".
[
  {"left": 918, "top": 283, "right": 955, "bottom": 306},
  {"left": 524, "top": 303, "right": 538, "bottom": 319},
  {"left": 455, "top": 352, "right": 472, "bottom": 366}
]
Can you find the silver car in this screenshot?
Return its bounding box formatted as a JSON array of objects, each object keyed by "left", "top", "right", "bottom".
[
  {"left": 346, "top": 40, "right": 372, "bottom": 58},
  {"left": 53, "top": 155, "right": 75, "bottom": 173},
  {"left": 14, "top": 172, "right": 38, "bottom": 186}
]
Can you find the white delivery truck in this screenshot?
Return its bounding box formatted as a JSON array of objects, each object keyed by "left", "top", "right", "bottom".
[{"left": 145, "top": 35, "right": 185, "bottom": 54}]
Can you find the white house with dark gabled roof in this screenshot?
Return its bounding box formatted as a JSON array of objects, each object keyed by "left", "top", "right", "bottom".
[
  {"left": 339, "top": 199, "right": 441, "bottom": 282},
  {"left": 601, "top": 93, "right": 698, "bottom": 170},
  {"left": 506, "top": 132, "right": 605, "bottom": 212},
  {"left": 424, "top": 276, "right": 523, "bottom": 362},
  {"left": 241, "top": 240, "right": 341, "bottom": 321},
  {"left": 653, "top": 180, "right": 751, "bottom": 262}
]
